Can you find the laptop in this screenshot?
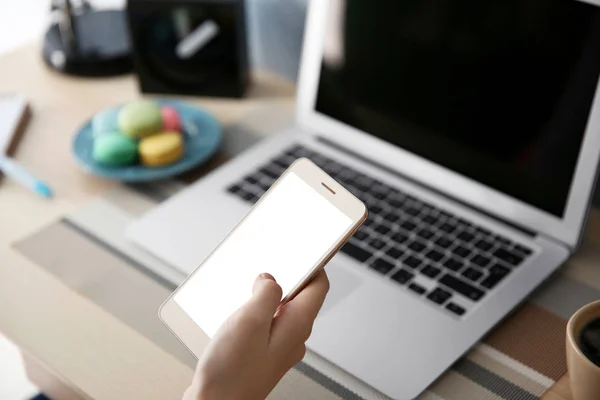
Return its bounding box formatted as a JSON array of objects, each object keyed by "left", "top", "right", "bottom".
[{"left": 127, "top": 0, "right": 600, "bottom": 398}]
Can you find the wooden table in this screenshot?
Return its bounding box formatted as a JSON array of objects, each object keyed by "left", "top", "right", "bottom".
[{"left": 0, "top": 44, "right": 576, "bottom": 400}]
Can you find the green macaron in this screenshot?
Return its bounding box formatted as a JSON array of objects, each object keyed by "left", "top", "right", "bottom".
[
  {"left": 93, "top": 132, "right": 138, "bottom": 166},
  {"left": 118, "top": 100, "right": 163, "bottom": 139}
]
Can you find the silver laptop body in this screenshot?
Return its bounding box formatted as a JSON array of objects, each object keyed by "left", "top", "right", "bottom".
[{"left": 128, "top": 1, "right": 600, "bottom": 398}]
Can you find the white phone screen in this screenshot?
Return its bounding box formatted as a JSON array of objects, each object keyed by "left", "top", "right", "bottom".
[{"left": 174, "top": 172, "right": 354, "bottom": 337}]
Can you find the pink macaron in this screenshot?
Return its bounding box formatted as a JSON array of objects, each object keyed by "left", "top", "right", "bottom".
[{"left": 161, "top": 106, "right": 181, "bottom": 132}]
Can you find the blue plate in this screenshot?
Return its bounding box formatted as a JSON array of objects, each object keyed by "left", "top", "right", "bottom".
[{"left": 73, "top": 100, "right": 222, "bottom": 182}]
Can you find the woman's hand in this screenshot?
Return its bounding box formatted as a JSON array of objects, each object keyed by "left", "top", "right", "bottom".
[{"left": 183, "top": 271, "right": 330, "bottom": 400}]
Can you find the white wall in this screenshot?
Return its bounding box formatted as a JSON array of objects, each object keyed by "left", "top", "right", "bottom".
[{"left": 0, "top": 0, "right": 125, "bottom": 55}]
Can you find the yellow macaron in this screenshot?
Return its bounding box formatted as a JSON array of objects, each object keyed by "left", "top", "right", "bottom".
[{"left": 139, "top": 131, "right": 184, "bottom": 167}]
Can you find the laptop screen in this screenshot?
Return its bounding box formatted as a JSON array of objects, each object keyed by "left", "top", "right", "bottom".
[{"left": 316, "top": 0, "right": 600, "bottom": 217}]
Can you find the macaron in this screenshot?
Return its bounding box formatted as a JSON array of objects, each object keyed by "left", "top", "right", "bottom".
[
  {"left": 139, "top": 131, "right": 184, "bottom": 167},
  {"left": 118, "top": 100, "right": 163, "bottom": 139},
  {"left": 91, "top": 106, "right": 120, "bottom": 137},
  {"left": 93, "top": 132, "right": 138, "bottom": 166},
  {"left": 161, "top": 106, "right": 181, "bottom": 132}
]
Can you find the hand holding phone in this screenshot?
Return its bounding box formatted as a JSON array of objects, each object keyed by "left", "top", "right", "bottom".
[
  {"left": 160, "top": 158, "right": 367, "bottom": 354},
  {"left": 183, "top": 271, "right": 329, "bottom": 400}
]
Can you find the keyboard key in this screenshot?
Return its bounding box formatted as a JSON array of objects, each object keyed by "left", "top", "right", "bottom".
[
  {"left": 363, "top": 196, "right": 378, "bottom": 208},
  {"left": 439, "top": 223, "right": 456, "bottom": 233},
  {"left": 406, "top": 207, "right": 420, "bottom": 216},
  {"left": 421, "top": 264, "right": 441, "bottom": 278},
  {"left": 471, "top": 254, "right": 491, "bottom": 268},
  {"left": 352, "top": 182, "right": 368, "bottom": 194},
  {"left": 495, "top": 235, "right": 512, "bottom": 245},
  {"left": 457, "top": 231, "right": 475, "bottom": 243},
  {"left": 408, "top": 283, "right": 427, "bottom": 295},
  {"left": 428, "top": 208, "right": 441, "bottom": 217},
  {"left": 287, "top": 145, "right": 310, "bottom": 157},
  {"left": 369, "top": 238, "right": 387, "bottom": 250},
  {"left": 392, "top": 232, "right": 409, "bottom": 244},
  {"left": 493, "top": 248, "right": 524, "bottom": 266},
  {"left": 514, "top": 244, "right": 533, "bottom": 256},
  {"left": 425, "top": 249, "right": 445, "bottom": 262},
  {"left": 443, "top": 258, "right": 464, "bottom": 272},
  {"left": 370, "top": 258, "right": 395, "bottom": 274},
  {"left": 411, "top": 198, "right": 425, "bottom": 207},
  {"left": 244, "top": 176, "right": 259, "bottom": 185},
  {"left": 374, "top": 224, "right": 392, "bottom": 235},
  {"left": 446, "top": 302, "right": 466, "bottom": 316},
  {"left": 391, "top": 269, "right": 414, "bottom": 285},
  {"left": 311, "top": 154, "right": 328, "bottom": 166},
  {"left": 439, "top": 211, "right": 453, "bottom": 219},
  {"left": 474, "top": 239, "right": 494, "bottom": 252},
  {"left": 227, "top": 184, "right": 241, "bottom": 194},
  {"left": 383, "top": 212, "right": 400, "bottom": 223},
  {"left": 408, "top": 240, "right": 426, "bottom": 252},
  {"left": 427, "top": 288, "right": 452, "bottom": 305},
  {"left": 388, "top": 198, "right": 404, "bottom": 208},
  {"left": 370, "top": 205, "right": 384, "bottom": 215},
  {"left": 475, "top": 226, "right": 491, "bottom": 236},
  {"left": 440, "top": 275, "right": 485, "bottom": 301},
  {"left": 435, "top": 236, "right": 453, "bottom": 249},
  {"left": 417, "top": 228, "right": 435, "bottom": 240},
  {"left": 260, "top": 167, "right": 279, "bottom": 179},
  {"left": 357, "top": 175, "right": 375, "bottom": 188},
  {"left": 385, "top": 188, "right": 402, "bottom": 198},
  {"left": 272, "top": 158, "right": 290, "bottom": 169},
  {"left": 269, "top": 164, "right": 285, "bottom": 175},
  {"left": 421, "top": 203, "right": 434, "bottom": 214},
  {"left": 405, "top": 194, "right": 418, "bottom": 203},
  {"left": 457, "top": 217, "right": 472, "bottom": 227},
  {"left": 340, "top": 170, "right": 359, "bottom": 182},
  {"left": 386, "top": 246, "right": 405, "bottom": 259},
  {"left": 481, "top": 264, "right": 511, "bottom": 289},
  {"left": 453, "top": 245, "right": 472, "bottom": 258},
  {"left": 456, "top": 220, "right": 472, "bottom": 231},
  {"left": 354, "top": 229, "right": 369, "bottom": 241},
  {"left": 401, "top": 220, "right": 417, "bottom": 231},
  {"left": 363, "top": 217, "right": 375, "bottom": 227},
  {"left": 323, "top": 161, "right": 341, "bottom": 174},
  {"left": 462, "top": 267, "right": 483, "bottom": 282},
  {"left": 257, "top": 181, "right": 270, "bottom": 192},
  {"left": 490, "top": 263, "right": 511, "bottom": 276},
  {"left": 404, "top": 256, "right": 423, "bottom": 269},
  {"left": 372, "top": 183, "right": 389, "bottom": 195},
  {"left": 422, "top": 214, "right": 438, "bottom": 224},
  {"left": 240, "top": 190, "right": 255, "bottom": 202},
  {"left": 341, "top": 242, "right": 372, "bottom": 262}
]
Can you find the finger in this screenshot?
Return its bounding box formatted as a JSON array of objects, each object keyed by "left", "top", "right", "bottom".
[
  {"left": 270, "top": 270, "right": 329, "bottom": 347},
  {"left": 286, "top": 270, "right": 330, "bottom": 322},
  {"left": 243, "top": 273, "right": 283, "bottom": 323}
]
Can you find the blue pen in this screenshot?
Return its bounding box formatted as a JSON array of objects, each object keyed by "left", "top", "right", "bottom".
[{"left": 0, "top": 155, "right": 53, "bottom": 198}]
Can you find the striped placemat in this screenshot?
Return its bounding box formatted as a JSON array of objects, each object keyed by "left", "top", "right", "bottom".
[{"left": 14, "top": 181, "right": 600, "bottom": 400}]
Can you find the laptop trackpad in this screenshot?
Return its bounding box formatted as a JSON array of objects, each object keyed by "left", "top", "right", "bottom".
[{"left": 318, "top": 263, "right": 363, "bottom": 317}]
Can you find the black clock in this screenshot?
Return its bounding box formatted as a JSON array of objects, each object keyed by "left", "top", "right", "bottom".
[{"left": 127, "top": 0, "right": 249, "bottom": 98}]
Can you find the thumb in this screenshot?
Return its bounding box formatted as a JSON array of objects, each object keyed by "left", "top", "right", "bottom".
[{"left": 247, "top": 273, "right": 283, "bottom": 321}]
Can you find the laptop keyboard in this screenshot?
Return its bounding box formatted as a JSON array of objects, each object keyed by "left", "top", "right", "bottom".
[{"left": 226, "top": 145, "right": 534, "bottom": 317}]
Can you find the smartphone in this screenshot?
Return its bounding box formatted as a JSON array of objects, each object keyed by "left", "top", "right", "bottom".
[{"left": 159, "top": 158, "right": 367, "bottom": 357}]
